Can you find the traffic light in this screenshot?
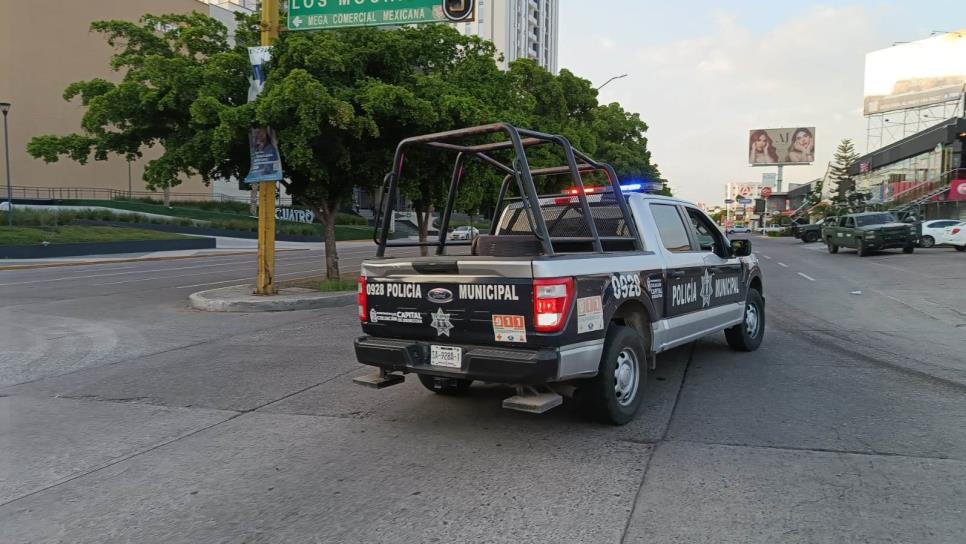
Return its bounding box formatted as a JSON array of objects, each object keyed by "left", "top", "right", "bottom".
[{"left": 442, "top": 0, "right": 476, "bottom": 22}]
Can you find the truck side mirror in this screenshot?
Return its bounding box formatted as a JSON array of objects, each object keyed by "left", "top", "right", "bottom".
[{"left": 731, "top": 238, "right": 752, "bottom": 257}]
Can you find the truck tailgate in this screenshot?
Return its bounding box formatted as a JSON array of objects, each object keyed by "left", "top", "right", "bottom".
[{"left": 360, "top": 258, "right": 541, "bottom": 347}]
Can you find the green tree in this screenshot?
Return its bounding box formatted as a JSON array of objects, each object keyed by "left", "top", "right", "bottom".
[
  {"left": 27, "top": 14, "right": 251, "bottom": 203},
  {"left": 829, "top": 138, "right": 860, "bottom": 211}
]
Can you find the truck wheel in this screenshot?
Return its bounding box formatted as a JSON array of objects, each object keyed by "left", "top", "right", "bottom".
[
  {"left": 582, "top": 325, "right": 647, "bottom": 426},
  {"left": 804, "top": 231, "right": 819, "bottom": 243},
  {"left": 826, "top": 239, "right": 839, "bottom": 254},
  {"left": 418, "top": 374, "right": 472, "bottom": 395},
  {"left": 920, "top": 236, "right": 934, "bottom": 248},
  {"left": 857, "top": 240, "right": 869, "bottom": 257},
  {"left": 725, "top": 289, "right": 765, "bottom": 352},
  {"left": 902, "top": 245, "right": 915, "bottom": 254},
  {"left": 956, "top": 246, "right": 966, "bottom": 252}
]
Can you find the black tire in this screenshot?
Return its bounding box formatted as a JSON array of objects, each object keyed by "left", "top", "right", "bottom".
[
  {"left": 857, "top": 240, "right": 869, "bottom": 257},
  {"left": 725, "top": 289, "right": 765, "bottom": 352},
  {"left": 955, "top": 246, "right": 965, "bottom": 252},
  {"left": 920, "top": 235, "right": 935, "bottom": 248},
  {"left": 902, "top": 245, "right": 914, "bottom": 254},
  {"left": 417, "top": 374, "right": 472, "bottom": 395},
  {"left": 803, "top": 231, "right": 819, "bottom": 243},
  {"left": 581, "top": 325, "right": 647, "bottom": 426},
  {"left": 826, "top": 239, "right": 839, "bottom": 254}
]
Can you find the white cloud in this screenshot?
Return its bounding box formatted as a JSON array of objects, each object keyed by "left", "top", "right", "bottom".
[
  {"left": 598, "top": 37, "right": 617, "bottom": 49},
  {"left": 571, "top": 6, "right": 882, "bottom": 202}
]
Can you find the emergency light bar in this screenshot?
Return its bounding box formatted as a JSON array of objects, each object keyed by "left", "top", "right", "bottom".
[{"left": 565, "top": 183, "right": 653, "bottom": 195}]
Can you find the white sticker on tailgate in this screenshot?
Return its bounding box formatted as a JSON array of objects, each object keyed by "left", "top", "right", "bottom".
[
  {"left": 430, "top": 345, "right": 462, "bottom": 368},
  {"left": 492, "top": 315, "right": 527, "bottom": 343},
  {"left": 577, "top": 296, "right": 604, "bottom": 334}
]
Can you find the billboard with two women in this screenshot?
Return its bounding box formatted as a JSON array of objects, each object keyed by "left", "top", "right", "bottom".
[{"left": 748, "top": 127, "right": 815, "bottom": 166}]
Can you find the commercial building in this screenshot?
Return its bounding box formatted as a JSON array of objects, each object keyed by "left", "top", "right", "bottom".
[
  {"left": 0, "top": 1, "right": 253, "bottom": 201},
  {"left": 455, "top": 0, "right": 559, "bottom": 73},
  {"left": 849, "top": 116, "right": 966, "bottom": 220}
]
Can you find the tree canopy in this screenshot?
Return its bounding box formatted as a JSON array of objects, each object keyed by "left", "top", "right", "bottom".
[{"left": 26, "top": 11, "right": 663, "bottom": 277}]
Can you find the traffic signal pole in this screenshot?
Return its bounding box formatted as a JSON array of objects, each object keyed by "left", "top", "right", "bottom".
[{"left": 256, "top": 0, "right": 280, "bottom": 295}]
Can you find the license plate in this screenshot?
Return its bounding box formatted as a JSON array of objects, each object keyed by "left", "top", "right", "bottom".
[{"left": 430, "top": 345, "right": 462, "bottom": 368}]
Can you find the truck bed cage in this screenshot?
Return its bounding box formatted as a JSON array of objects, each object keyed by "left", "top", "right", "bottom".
[{"left": 373, "top": 123, "right": 644, "bottom": 257}]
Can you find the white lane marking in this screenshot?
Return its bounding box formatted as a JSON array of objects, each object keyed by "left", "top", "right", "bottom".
[
  {"left": 0, "top": 247, "right": 372, "bottom": 286},
  {"left": 797, "top": 272, "right": 816, "bottom": 281},
  {"left": 762, "top": 255, "right": 772, "bottom": 260},
  {"left": 92, "top": 255, "right": 330, "bottom": 285},
  {"left": 778, "top": 262, "right": 788, "bottom": 268}
]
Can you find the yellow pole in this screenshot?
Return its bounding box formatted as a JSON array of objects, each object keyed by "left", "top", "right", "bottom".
[{"left": 255, "top": 0, "right": 280, "bottom": 295}]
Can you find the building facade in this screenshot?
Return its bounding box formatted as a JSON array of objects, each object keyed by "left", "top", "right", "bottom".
[
  {"left": 0, "top": 0, "right": 252, "bottom": 201},
  {"left": 456, "top": 0, "right": 559, "bottom": 73},
  {"left": 849, "top": 117, "right": 966, "bottom": 220}
]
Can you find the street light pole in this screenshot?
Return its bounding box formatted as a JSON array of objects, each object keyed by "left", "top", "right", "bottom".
[
  {"left": 596, "top": 73, "right": 628, "bottom": 91},
  {"left": 1, "top": 102, "right": 12, "bottom": 227}
]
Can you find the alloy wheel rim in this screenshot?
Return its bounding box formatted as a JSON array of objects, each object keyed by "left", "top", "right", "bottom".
[
  {"left": 614, "top": 348, "right": 640, "bottom": 407},
  {"left": 745, "top": 303, "right": 760, "bottom": 338}
]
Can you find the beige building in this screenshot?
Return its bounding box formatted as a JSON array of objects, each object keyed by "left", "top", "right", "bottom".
[
  {"left": 0, "top": 1, "right": 253, "bottom": 201},
  {"left": 456, "top": 0, "right": 559, "bottom": 73}
]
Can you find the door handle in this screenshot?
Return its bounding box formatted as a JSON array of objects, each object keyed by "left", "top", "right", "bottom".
[{"left": 669, "top": 270, "right": 686, "bottom": 279}]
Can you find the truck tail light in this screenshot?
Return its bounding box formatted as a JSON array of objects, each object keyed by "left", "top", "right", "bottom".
[
  {"left": 358, "top": 276, "right": 368, "bottom": 322},
  {"left": 533, "top": 277, "right": 575, "bottom": 333}
]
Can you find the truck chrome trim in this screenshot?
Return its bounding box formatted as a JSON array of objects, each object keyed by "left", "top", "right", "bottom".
[
  {"left": 555, "top": 339, "right": 605, "bottom": 380},
  {"left": 651, "top": 303, "right": 744, "bottom": 352}
]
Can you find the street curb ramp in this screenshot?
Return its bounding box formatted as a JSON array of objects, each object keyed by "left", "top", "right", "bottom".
[{"left": 189, "top": 284, "right": 355, "bottom": 313}]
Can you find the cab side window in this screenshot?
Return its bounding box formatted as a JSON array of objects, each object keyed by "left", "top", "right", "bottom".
[
  {"left": 685, "top": 207, "right": 725, "bottom": 254},
  {"left": 650, "top": 204, "right": 693, "bottom": 253},
  {"left": 844, "top": 217, "right": 855, "bottom": 228}
]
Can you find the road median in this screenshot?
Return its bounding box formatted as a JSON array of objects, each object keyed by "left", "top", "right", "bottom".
[{"left": 189, "top": 284, "right": 355, "bottom": 312}]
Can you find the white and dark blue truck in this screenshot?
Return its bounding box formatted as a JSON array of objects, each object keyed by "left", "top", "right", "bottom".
[{"left": 353, "top": 124, "right": 764, "bottom": 425}]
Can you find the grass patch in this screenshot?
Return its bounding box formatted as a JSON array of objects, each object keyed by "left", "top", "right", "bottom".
[
  {"left": 318, "top": 278, "right": 358, "bottom": 292},
  {"left": 0, "top": 226, "right": 188, "bottom": 246}
]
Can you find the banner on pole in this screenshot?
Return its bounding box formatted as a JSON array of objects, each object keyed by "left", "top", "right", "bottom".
[{"left": 244, "top": 46, "right": 283, "bottom": 184}]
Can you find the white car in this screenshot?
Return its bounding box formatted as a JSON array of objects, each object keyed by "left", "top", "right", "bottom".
[
  {"left": 919, "top": 219, "right": 962, "bottom": 248},
  {"left": 940, "top": 221, "right": 966, "bottom": 251},
  {"left": 728, "top": 226, "right": 752, "bottom": 235},
  {"left": 447, "top": 226, "right": 480, "bottom": 241}
]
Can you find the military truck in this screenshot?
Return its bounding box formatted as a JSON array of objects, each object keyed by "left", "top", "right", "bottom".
[
  {"left": 821, "top": 212, "right": 917, "bottom": 256},
  {"left": 792, "top": 217, "right": 832, "bottom": 243}
]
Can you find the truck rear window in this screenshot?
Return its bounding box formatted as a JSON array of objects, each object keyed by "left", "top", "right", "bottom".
[{"left": 497, "top": 198, "right": 632, "bottom": 239}]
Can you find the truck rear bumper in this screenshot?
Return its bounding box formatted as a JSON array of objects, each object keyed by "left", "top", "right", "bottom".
[{"left": 354, "top": 336, "right": 603, "bottom": 384}]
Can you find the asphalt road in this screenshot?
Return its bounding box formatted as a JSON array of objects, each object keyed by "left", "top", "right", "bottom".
[{"left": 1, "top": 237, "right": 965, "bottom": 543}]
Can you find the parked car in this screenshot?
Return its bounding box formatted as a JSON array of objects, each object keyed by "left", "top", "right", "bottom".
[
  {"left": 821, "top": 212, "right": 917, "bottom": 256},
  {"left": 728, "top": 226, "right": 752, "bottom": 235},
  {"left": 941, "top": 221, "right": 966, "bottom": 251},
  {"left": 447, "top": 226, "right": 480, "bottom": 241},
  {"left": 920, "top": 219, "right": 962, "bottom": 248}
]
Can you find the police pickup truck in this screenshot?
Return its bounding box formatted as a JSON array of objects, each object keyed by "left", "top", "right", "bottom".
[{"left": 353, "top": 124, "right": 764, "bottom": 425}]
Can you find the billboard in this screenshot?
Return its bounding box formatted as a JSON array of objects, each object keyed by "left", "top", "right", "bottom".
[
  {"left": 864, "top": 30, "right": 966, "bottom": 115},
  {"left": 748, "top": 127, "right": 816, "bottom": 166},
  {"left": 727, "top": 182, "right": 761, "bottom": 200}
]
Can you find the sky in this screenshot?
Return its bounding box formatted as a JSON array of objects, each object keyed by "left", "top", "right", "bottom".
[{"left": 558, "top": 0, "right": 962, "bottom": 203}]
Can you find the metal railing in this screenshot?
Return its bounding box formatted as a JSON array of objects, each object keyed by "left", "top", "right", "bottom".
[{"left": 886, "top": 168, "right": 966, "bottom": 208}]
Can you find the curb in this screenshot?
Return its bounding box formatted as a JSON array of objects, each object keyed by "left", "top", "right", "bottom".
[{"left": 189, "top": 284, "right": 356, "bottom": 313}]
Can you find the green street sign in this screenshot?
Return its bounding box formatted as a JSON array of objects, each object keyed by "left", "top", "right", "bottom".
[{"left": 288, "top": 0, "right": 473, "bottom": 32}]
